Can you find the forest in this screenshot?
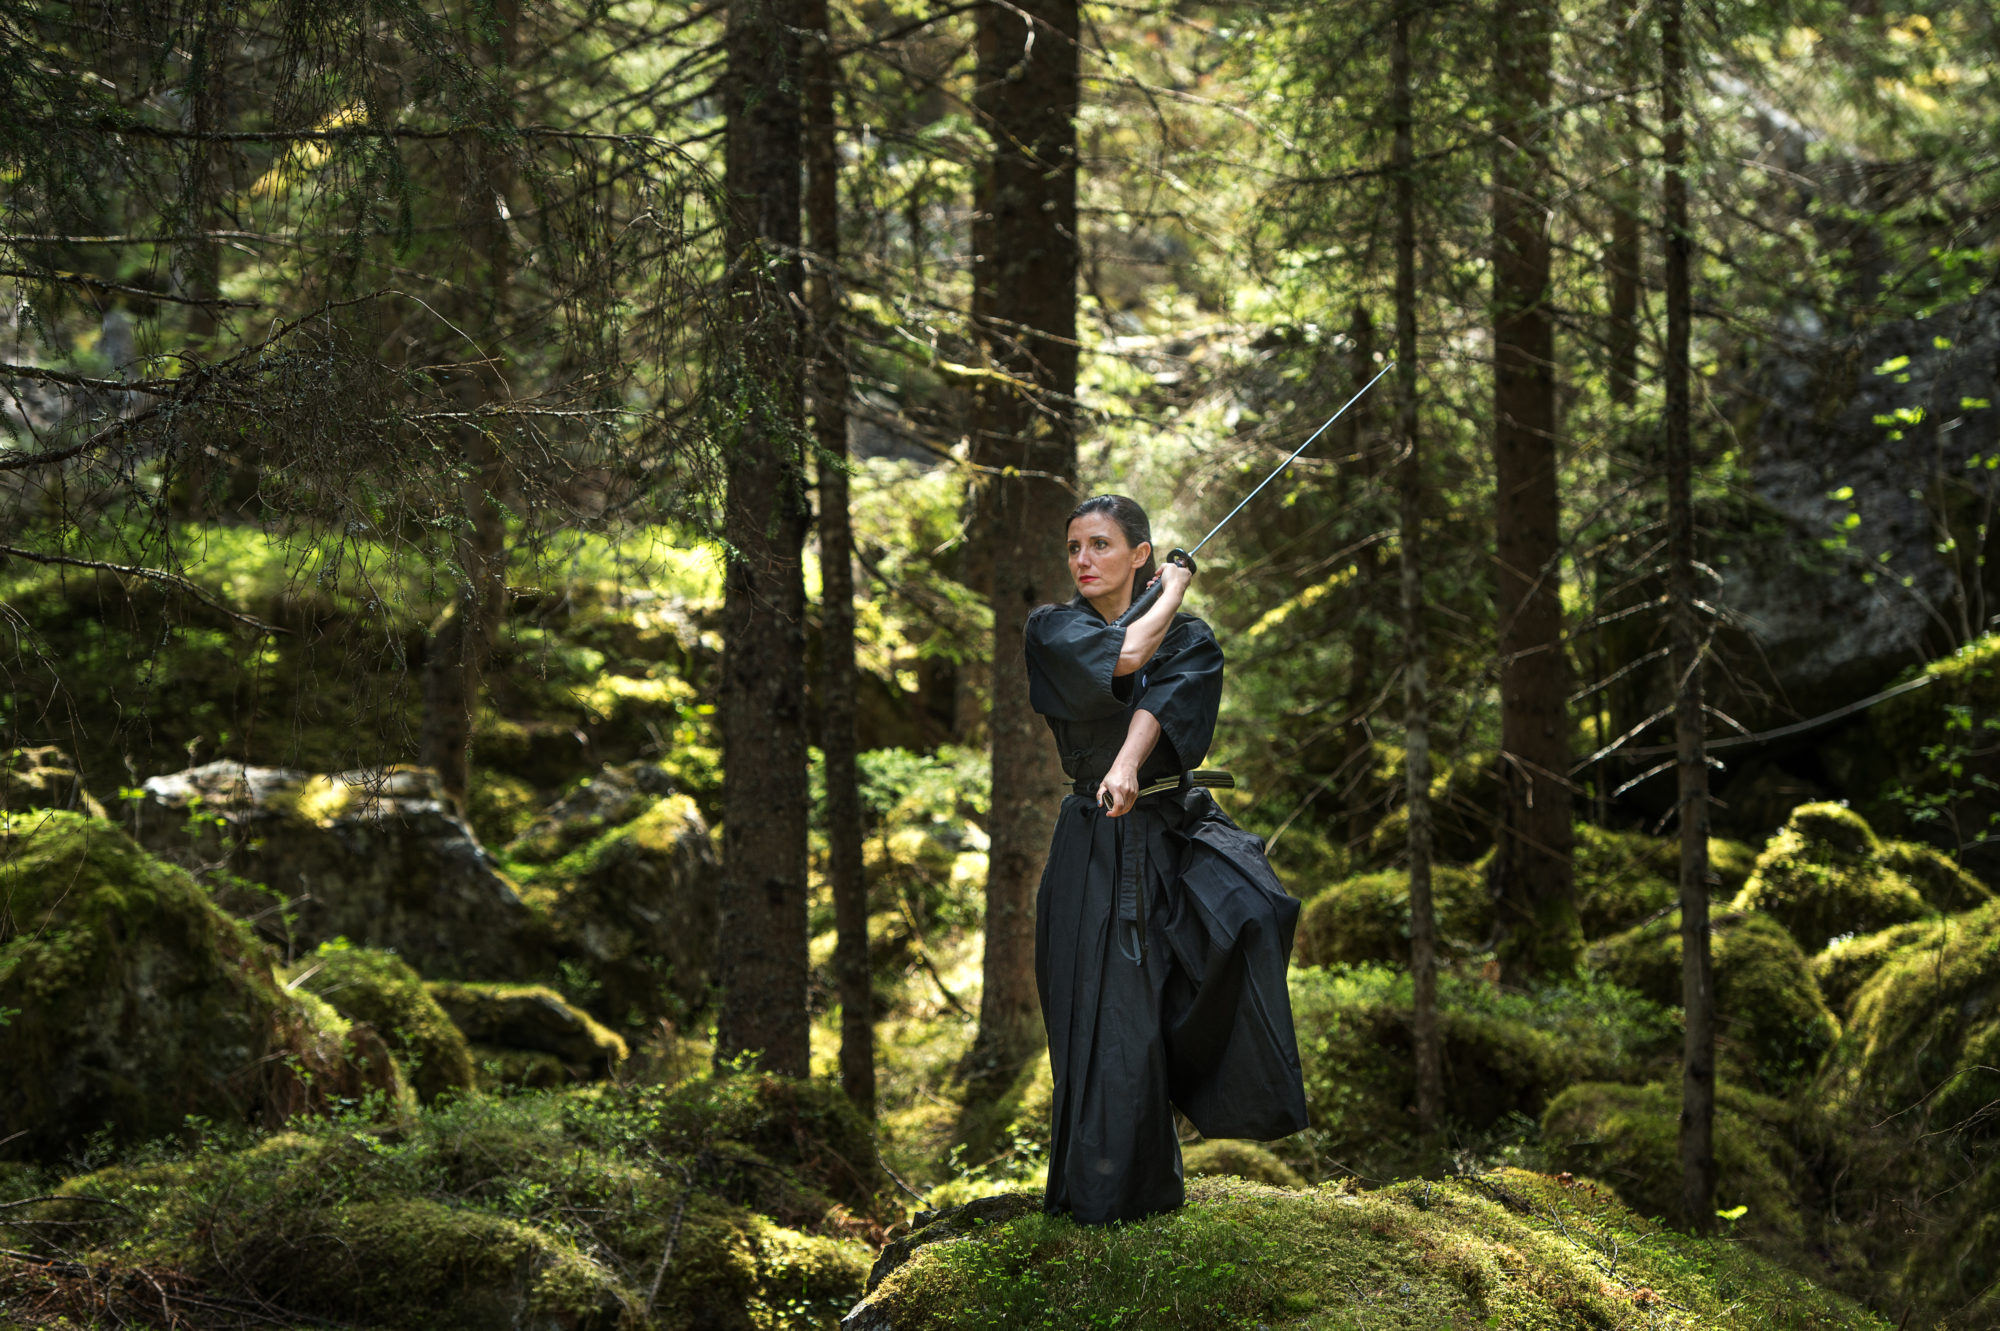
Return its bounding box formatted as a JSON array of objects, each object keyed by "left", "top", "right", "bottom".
[{"left": 1, "top": 0, "right": 1997, "bottom": 1327}]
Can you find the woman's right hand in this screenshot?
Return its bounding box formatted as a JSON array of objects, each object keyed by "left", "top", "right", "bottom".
[{"left": 1150, "top": 562, "right": 1194, "bottom": 603}]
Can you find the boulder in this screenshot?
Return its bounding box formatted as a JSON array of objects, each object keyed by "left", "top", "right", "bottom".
[
  {"left": 0, "top": 746, "right": 104, "bottom": 818},
  {"left": 1181, "top": 1139, "right": 1307, "bottom": 1189},
  {"left": 1587, "top": 910, "right": 1838, "bottom": 1091},
  {"left": 289, "top": 943, "right": 474, "bottom": 1104},
  {"left": 132, "top": 761, "right": 556, "bottom": 980},
  {"left": 1818, "top": 633, "right": 2000, "bottom": 881},
  {"left": 426, "top": 981, "right": 627, "bottom": 1079},
  {"left": 1540, "top": 1081, "right": 1810, "bottom": 1250},
  {"left": 0, "top": 811, "right": 395, "bottom": 1160},
  {"left": 1811, "top": 917, "right": 1946, "bottom": 1018},
  {"left": 1292, "top": 865, "right": 1488, "bottom": 969},
  {"left": 1710, "top": 294, "right": 2000, "bottom": 727},
  {"left": 1571, "top": 826, "right": 1759, "bottom": 940},
  {"left": 1732, "top": 802, "right": 1989, "bottom": 952},
  {"left": 1287, "top": 964, "right": 1678, "bottom": 1180},
  {"left": 1812, "top": 899, "right": 2000, "bottom": 1326},
  {"left": 505, "top": 763, "right": 720, "bottom": 1026}
]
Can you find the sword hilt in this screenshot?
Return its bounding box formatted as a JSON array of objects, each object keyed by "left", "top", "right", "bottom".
[{"left": 1164, "top": 547, "right": 1198, "bottom": 574}]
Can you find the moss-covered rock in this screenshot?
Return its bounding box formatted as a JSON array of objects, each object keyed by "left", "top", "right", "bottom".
[
  {"left": 290, "top": 943, "right": 474, "bottom": 1104},
  {"left": 844, "top": 1171, "right": 1884, "bottom": 1330},
  {"left": 1572, "top": 825, "right": 1760, "bottom": 939},
  {"left": 24, "top": 1089, "right": 871, "bottom": 1331},
  {"left": 132, "top": 761, "right": 559, "bottom": 980},
  {"left": 1292, "top": 865, "right": 1487, "bottom": 969},
  {"left": 1811, "top": 917, "right": 1947, "bottom": 1018},
  {"left": 1732, "top": 802, "right": 1989, "bottom": 952},
  {"left": 0, "top": 746, "right": 105, "bottom": 818},
  {"left": 1819, "top": 633, "right": 2000, "bottom": 883},
  {"left": 0, "top": 811, "right": 396, "bottom": 1160},
  {"left": 640, "top": 1073, "right": 886, "bottom": 1212},
  {"left": 1181, "top": 1139, "right": 1306, "bottom": 1189},
  {"left": 428, "top": 981, "right": 627, "bottom": 1080},
  {"left": 1587, "top": 910, "right": 1839, "bottom": 1090},
  {"left": 1288, "top": 966, "right": 1677, "bottom": 1180},
  {"left": 507, "top": 770, "right": 720, "bottom": 1027},
  {"left": 1540, "top": 1080, "right": 1809, "bottom": 1247},
  {"left": 1812, "top": 899, "right": 2000, "bottom": 1327}
]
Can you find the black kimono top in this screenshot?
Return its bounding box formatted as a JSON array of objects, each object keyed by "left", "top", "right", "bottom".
[{"left": 1023, "top": 596, "right": 1224, "bottom": 791}]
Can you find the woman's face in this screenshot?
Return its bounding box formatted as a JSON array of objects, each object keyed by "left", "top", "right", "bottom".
[{"left": 1066, "top": 512, "right": 1149, "bottom": 600}]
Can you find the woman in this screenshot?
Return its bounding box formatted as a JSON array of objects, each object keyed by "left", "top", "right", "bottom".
[{"left": 1024, "top": 494, "right": 1308, "bottom": 1225}]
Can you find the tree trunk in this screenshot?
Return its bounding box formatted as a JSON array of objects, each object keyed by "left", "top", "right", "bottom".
[
  {"left": 1663, "top": 0, "right": 1716, "bottom": 1233},
  {"left": 1490, "top": 0, "right": 1577, "bottom": 983},
  {"left": 1393, "top": 1, "right": 1441, "bottom": 1145},
  {"left": 962, "top": 0, "right": 1080, "bottom": 1105},
  {"left": 714, "top": 0, "right": 812, "bottom": 1079},
  {"left": 1342, "top": 304, "right": 1382, "bottom": 849},
  {"left": 1606, "top": 0, "right": 1643, "bottom": 408},
  {"left": 804, "top": 0, "right": 873, "bottom": 1115},
  {"left": 419, "top": 0, "right": 518, "bottom": 808}
]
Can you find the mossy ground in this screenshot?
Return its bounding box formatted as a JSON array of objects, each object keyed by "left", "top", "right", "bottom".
[
  {"left": 860, "top": 1172, "right": 1885, "bottom": 1331},
  {"left": 12, "top": 1079, "right": 876, "bottom": 1331}
]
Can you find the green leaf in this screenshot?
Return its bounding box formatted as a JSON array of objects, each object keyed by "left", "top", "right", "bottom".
[
  {"left": 1718, "top": 1204, "right": 1749, "bottom": 1221},
  {"left": 1874, "top": 355, "right": 1911, "bottom": 375}
]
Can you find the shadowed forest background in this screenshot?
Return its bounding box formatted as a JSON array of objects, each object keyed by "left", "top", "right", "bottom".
[{"left": 1, "top": 0, "right": 1998, "bottom": 1328}]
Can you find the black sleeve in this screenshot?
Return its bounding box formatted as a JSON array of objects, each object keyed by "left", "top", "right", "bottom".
[
  {"left": 1134, "top": 616, "right": 1224, "bottom": 770},
  {"left": 1024, "top": 603, "right": 1129, "bottom": 721}
]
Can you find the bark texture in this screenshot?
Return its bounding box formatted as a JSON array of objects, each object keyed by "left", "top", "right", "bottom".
[
  {"left": 1393, "top": 2, "right": 1441, "bottom": 1143},
  {"left": 1663, "top": 0, "right": 1717, "bottom": 1231},
  {"left": 1490, "top": 0, "right": 1578, "bottom": 982},
  {"left": 714, "top": 0, "right": 812, "bottom": 1078},
  {"left": 962, "top": 0, "right": 1081, "bottom": 1101},
  {"left": 1341, "top": 305, "right": 1384, "bottom": 848},
  {"left": 804, "top": 0, "right": 873, "bottom": 1115}
]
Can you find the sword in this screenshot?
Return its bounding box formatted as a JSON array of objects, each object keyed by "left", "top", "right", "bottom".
[{"left": 1162, "top": 360, "right": 1398, "bottom": 574}]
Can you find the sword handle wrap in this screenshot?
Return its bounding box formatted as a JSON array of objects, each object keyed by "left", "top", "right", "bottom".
[{"left": 1165, "top": 547, "right": 1198, "bottom": 574}]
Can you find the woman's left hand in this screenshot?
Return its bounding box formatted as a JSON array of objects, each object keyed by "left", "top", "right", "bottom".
[{"left": 1096, "top": 762, "right": 1140, "bottom": 818}]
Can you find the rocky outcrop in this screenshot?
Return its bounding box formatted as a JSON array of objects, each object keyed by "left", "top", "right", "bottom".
[
  {"left": 0, "top": 811, "right": 396, "bottom": 1160},
  {"left": 505, "top": 761, "right": 720, "bottom": 1026},
  {"left": 427, "top": 981, "right": 627, "bottom": 1081},
  {"left": 1600, "top": 295, "right": 2000, "bottom": 838},
  {"left": 131, "top": 761, "right": 556, "bottom": 979}
]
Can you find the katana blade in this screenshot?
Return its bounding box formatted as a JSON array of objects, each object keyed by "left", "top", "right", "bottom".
[{"left": 1171, "top": 360, "right": 1398, "bottom": 566}]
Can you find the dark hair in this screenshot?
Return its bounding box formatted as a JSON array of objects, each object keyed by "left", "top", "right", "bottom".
[{"left": 1066, "top": 494, "right": 1156, "bottom": 600}]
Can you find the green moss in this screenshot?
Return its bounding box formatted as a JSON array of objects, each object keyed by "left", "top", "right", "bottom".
[
  {"left": 632, "top": 1073, "right": 886, "bottom": 1212},
  {"left": 1292, "top": 865, "right": 1487, "bottom": 969},
  {"left": 0, "top": 811, "right": 389, "bottom": 1158},
  {"left": 1588, "top": 910, "right": 1839, "bottom": 1091},
  {"left": 426, "top": 980, "right": 629, "bottom": 1074},
  {"left": 1811, "top": 918, "right": 1947, "bottom": 1018},
  {"left": 1570, "top": 825, "right": 1761, "bottom": 939},
  {"left": 1181, "top": 1140, "right": 1306, "bottom": 1189},
  {"left": 1288, "top": 966, "right": 1676, "bottom": 1180},
  {"left": 31, "top": 1087, "right": 873, "bottom": 1331},
  {"left": 465, "top": 768, "right": 540, "bottom": 846},
  {"left": 1731, "top": 803, "right": 1985, "bottom": 952},
  {"left": 856, "top": 1171, "right": 1884, "bottom": 1330},
  {"left": 289, "top": 943, "right": 473, "bottom": 1105},
  {"left": 1812, "top": 899, "right": 2000, "bottom": 1325},
  {"left": 1540, "top": 1081, "right": 1809, "bottom": 1248}
]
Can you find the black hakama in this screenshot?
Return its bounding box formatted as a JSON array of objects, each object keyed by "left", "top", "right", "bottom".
[{"left": 1025, "top": 597, "right": 1309, "bottom": 1226}]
